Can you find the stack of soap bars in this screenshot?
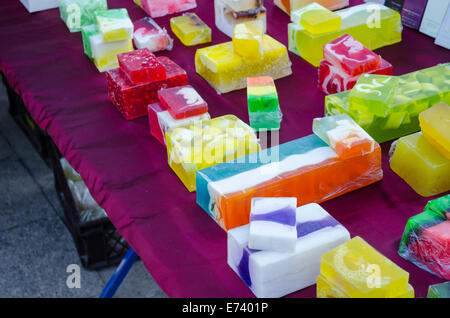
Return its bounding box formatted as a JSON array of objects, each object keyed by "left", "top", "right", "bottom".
[
  {"left": 325, "top": 63, "right": 450, "bottom": 143},
  {"left": 214, "top": 0, "right": 267, "bottom": 38},
  {"left": 195, "top": 20, "right": 292, "bottom": 94},
  {"left": 196, "top": 114, "right": 382, "bottom": 231},
  {"left": 170, "top": 13, "right": 212, "bottom": 46},
  {"left": 133, "top": 17, "right": 173, "bottom": 52},
  {"left": 228, "top": 201, "right": 350, "bottom": 297},
  {"left": 428, "top": 282, "right": 450, "bottom": 298},
  {"left": 398, "top": 194, "right": 450, "bottom": 280},
  {"left": 247, "top": 77, "right": 282, "bottom": 130},
  {"left": 317, "top": 236, "right": 414, "bottom": 298},
  {"left": 390, "top": 103, "right": 450, "bottom": 196},
  {"left": 166, "top": 115, "right": 260, "bottom": 192},
  {"left": 59, "top": 0, "right": 108, "bottom": 32},
  {"left": 106, "top": 48, "right": 188, "bottom": 120},
  {"left": 80, "top": 8, "right": 134, "bottom": 72},
  {"left": 148, "top": 85, "right": 211, "bottom": 146},
  {"left": 274, "top": 0, "right": 348, "bottom": 15},
  {"left": 319, "top": 33, "right": 393, "bottom": 95},
  {"left": 288, "top": 2, "right": 402, "bottom": 66},
  {"left": 139, "top": 0, "right": 197, "bottom": 18}
]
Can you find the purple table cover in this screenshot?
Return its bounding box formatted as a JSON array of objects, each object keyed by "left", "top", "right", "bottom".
[{"left": 0, "top": 0, "right": 449, "bottom": 298}]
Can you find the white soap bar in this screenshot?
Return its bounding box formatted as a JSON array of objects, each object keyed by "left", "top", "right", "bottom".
[
  {"left": 435, "top": 4, "right": 450, "bottom": 49},
  {"left": 420, "top": 0, "right": 450, "bottom": 38},
  {"left": 20, "top": 0, "right": 59, "bottom": 13}
]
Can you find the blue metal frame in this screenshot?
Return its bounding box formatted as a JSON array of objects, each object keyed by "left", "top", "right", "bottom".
[{"left": 99, "top": 247, "right": 139, "bottom": 298}]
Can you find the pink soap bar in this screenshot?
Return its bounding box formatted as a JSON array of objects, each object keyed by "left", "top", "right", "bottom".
[
  {"left": 133, "top": 17, "right": 173, "bottom": 52},
  {"left": 158, "top": 85, "right": 208, "bottom": 120},
  {"left": 118, "top": 48, "right": 166, "bottom": 84},
  {"left": 148, "top": 102, "right": 167, "bottom": 145},
  {"left": 318, "top": 58, "right": 393, "bottom": 95},
  {"left": 141, "top": 0, "right": 197, "bottom": 18},
  {"left": 323, "top": 33, "right": 381, "bottom": 76}
]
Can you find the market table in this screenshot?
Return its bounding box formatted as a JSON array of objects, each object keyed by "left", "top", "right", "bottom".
[{"left": 1, "top": 0, "right": 449, "bottom": 298}]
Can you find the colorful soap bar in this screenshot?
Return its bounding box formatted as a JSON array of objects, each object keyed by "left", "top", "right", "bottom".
[
  {"left": 215, "top": 0, "right": 267, "bottom": 38},
  {"left": 292, "top": 3, "right": 342, "bottom": 35},
  {"left": 158, "top": 85, "right": 208, "bottom": 120},
  {"left": 118, "top": 48, "right": 166, "bottom": 84},
  {"left": 399, "top": 195, "right": 450, "bottom": 280},
  {"left": 133, "top": 17, "right": 173, "bottom": 52},
  {"left": 390, "top": 132, "right": 450, "bottom": 197},
  {"left": 170, "top": 13, "right": 212, "bottom": 46},
  {"left": 248, "top": 197, "right": 298, "bottom": 253},
  {"left": 228, "top": 203, "right": 350, "bottom": 297},
  {"left": 233, "top": 21, "right": 264, "bottom": 60},
  {"left": 196, "top": 131, "right": 382, "bottom": 231},
  {"left": 318, "top": 236, "right": 414, "bottom": 298},
  {"left": 419, "top": 102, "right": 450, "bottom": 159},
  {"left": 428, "top": 282, "right": 450, "bottom": 298},
  {"left": 166, "top": 115, "right": 260, "bottom": 192},
  {"left": 148, "top": 102, "right": 211, "bottom": 146},
  {"left": 247, "top": 76, "right": 282, "bottom": 130},
  {"left": 106, "top": 56, "right": 188, "bottom": 120},
  {"left": 274, "top": 0, "right": 349, "bottom": 15},
  {"left": 95, "top": 9, "right": 133, "bottom": 42},
  {"left": 288, "top": 3, "right": 402, "bottom": 67},
  {"left": 140, "top": 0, "right": 197, "bottom": 18},
  {"left": 21, "top": 0, "right": 59, "bottom": 13},
  {"left": 325, "top": 63, "right": 450, "bottom": 143},
  {"left": 59, "top": 0, "right": 107, "bottom": 32},
  {"left": 195, "top": 35, "right": 292, "bottom": 94}
]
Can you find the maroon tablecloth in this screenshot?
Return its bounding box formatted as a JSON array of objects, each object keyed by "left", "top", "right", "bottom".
[{"left": 0, "top": 0, "right": 448, "bottom": 298}]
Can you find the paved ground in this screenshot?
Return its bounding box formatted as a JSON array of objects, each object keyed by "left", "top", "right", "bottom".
[{"left": 0, "top": 81, "right": 167, "bottom": 298}]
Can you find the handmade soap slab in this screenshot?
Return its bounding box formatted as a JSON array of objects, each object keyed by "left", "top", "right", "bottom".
[
  {"left": 59, "top": 0, "right": 107, "bottom": 32},
  {"left": 390, "top": 132, "right": 450, "bottom": 197},
  {"left": 133, "top": 17, "right": 173, "bottom": 52},
  {"left": 106, "top": 56, "right": 188, "bottom": 120},
  {"left": 195, "top": 34, "right": 292, "bottom": 94},
  {"left": 292, "top": 3, "right": 342, "bottom": 35},
  {"left": 158, "top": 85, "right": 208, "bottom": 120},
  {"left": 95, "top": 9, "right": 134, "bottom": 42},
  {"left": 215, "top": 0, "right": 267, "bottom": 38},
  {"left": 118, "top": 48, "right": 166, "bottom": 84},
  {"left": 196, "top": 133, "right": 382, "bottom": 231},
  {"left": 274, "top": 0, "right": 349, "bottom": 14},
  {"left": 170, "top": 13, "right": 212, "bottom": 46},
  {"left": 399, "top": 195, "right": 450, "bottom": 280},
  {"left": 319, "top": 236, "right": 414, "bottom": 298},
  {"left": 248, "top": 197, "right": 297, "bottom": 252},
  {"left": 428, "top": 282, "right": 450, "bottom": 298},
  {"left": 166, "top": 115, "right": 260, "bottom": 192},
  {"left": 288, "top": 3, "right": 402, "bottom": 67},
  {"left": 233, "top": 21, "right": 264, "bottom": 60},
  {"left": 325, "top": 63, "right": 450, "bottom": 143},
  {"left": 419, "top": 102, "right": 450, "bottom": 159},
  {"left": 148, "top": 102, "right": 211, "bottom": 146},
  {"left": 21, "top": 0, "right": 59, "bottom": 13},
  {"left": 228, "top": 203, "right": 350, "bottom": 297},
  {"left": 141, "top": 0, "right": 197, "bottom": 18}
]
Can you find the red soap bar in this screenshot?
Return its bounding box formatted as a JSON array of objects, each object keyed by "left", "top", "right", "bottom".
[
  {"left": 148, "top": 102, "right": 167, "bottom": 146},
  {"left": 158, "top": 85, "right": 208, "bottom": 120},
  {"left": 323, "top": 33, "right": 381, "bottom": 77},
  {"left": 118, "top": 48, "right": 166, "bottom": 84},
  {"left": 318, "top": 58, "right": 393, "bottom": 95},
  {"left": 106, "top": 56, "right": 187, "bottom": 120}
]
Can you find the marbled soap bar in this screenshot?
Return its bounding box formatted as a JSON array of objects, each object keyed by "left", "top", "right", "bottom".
[
  {"left": 228, "top": 203, "right": 350, "bottom": 297},
  {"left": 158, "top": 85, "right": 208, "bottom": 120},
  {"left": 233, "top": 20, "right": 264, "bottom": 60},
  {"left": 95, "top": 9, "right": 134, "bottom": 42},
  {"left": 133, "top": 17, "right": 173, "bottom": 52},
  {"left": 419, "top": 102, "right": 450, "bottom": 159},
  {"left": 274, "top": 0, "right": 349, "bottom": 15},
  {"left": 59, "top": 0, "right": 107, "bottom": 33},
  {"left": 141, "top": 0, "right": 197, "bottom": 18},
  {"left": 170, "top": 13, "right": 212, "bottom": 46}
]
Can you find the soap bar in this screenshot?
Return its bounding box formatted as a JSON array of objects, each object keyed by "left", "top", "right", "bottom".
[
  {"left": 170, "top": 13, "right": 212, "bottom": 46},
  {"left": 419, "top": 102, "right": 450, "bottom": 159},
  {"left": 390, "top": 132, "right": 450, "bottom": 197},
  {"left": 274, "top": 0, "right": 349, "bottom": 15},
  {"left": 248, "top": 197, "right": 297, "bottom": 252},
  {"left": 158, "top": 85, "right": 208, "bottom": 120},
  {"left": 195, "top": 34, "right": 292, "bottom": 94},
  {"left": 215, "top": 0, "right": 267, "bottom": 38},
  {"left": 140, "top": 0, "right": 197, "bottom": 18},
  {"left": 148, "top": 102, "right": 211, "bottom": 146},
  {"left": 233, "top": 21, "right": 264, "bottom": 60},
  {"left": 319, "top": 236, "right": 414, "bottom": 298},
  {"left": 428, "top": 282, "right": 450, "bottom": 298},
  {"left": 21, "top": 0, "right": 59, "bottom": 13},
  {"left": 399, "top": 195, "right": 450, "bottom": 280},
  {"left": 166, "top": 115, "right": 260, "bottom": 192},
  {"left": 133, "top": 17, "right": 173, "bottom": 52},
  {"left": 106, "top": 56, "right": 188, "bottom": 120},
  {"left": 118, "top": 48, "right": 166, "bottom": 84},
  {"left": 292, "top": 3, "right": 342, "bottom": 35},
  {"left": 288, "top": 3, "right": 402, "bottom": 67},
  {"left": 95, "top": 9, "right": 134, "bottom": 42},
  {"left": 325, "top": 63, "right": 450, "bottom": 143},
  {"left": 313, "top": 114, "right": 375, "bottom": 160},
  {"left": 59, "top": 0, "right": 107, "bottom": 32},
  {"left": 196, "top": 132, "right": 382, "bottom": 231},
  {"left": 228, "top": 203, "right": 350, "bottom": 298}
]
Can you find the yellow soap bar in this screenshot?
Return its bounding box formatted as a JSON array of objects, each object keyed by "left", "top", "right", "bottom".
[
  {"left": 292, "top": 3, "right": 341, "bottom": 35},
  {"left": 233, "top": 20, "right": 264, "bottom": 60},
  {"left": 390, "top": 132, "right": 450, "bottom": 197},
  {"left": 320, "top": 236, "right": 413, "bottom": 298},
  {"left": 95, "top": 9, "right": 134, "bottom": 42},
  {"left": 419, "top": 102, "right": 450, "bottom": 159},
  {"left": 170, "top": 13, "right": 211, "bottom": 46}
]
